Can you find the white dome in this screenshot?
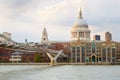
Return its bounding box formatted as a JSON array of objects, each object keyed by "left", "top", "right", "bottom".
[
  {"left": 71, "top": 27, "right": 90, "bottom": 32},
  {"left": 73, "top": 18, "right": 88, "bottom": 28},
  {"left": 71, "top": 18, "right": 90, "bottom": 33},
  {"left": 71, "top": 8, "right": 91, "bottom": 41}
]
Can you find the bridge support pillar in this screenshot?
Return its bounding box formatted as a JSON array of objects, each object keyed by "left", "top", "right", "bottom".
[{"left": 46, "top": 50, "right": 63, "bottom": 66}]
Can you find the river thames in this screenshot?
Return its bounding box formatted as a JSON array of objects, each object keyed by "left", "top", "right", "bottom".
[{"left": 0, "top": 65, "right": 120, "bottom": 80}]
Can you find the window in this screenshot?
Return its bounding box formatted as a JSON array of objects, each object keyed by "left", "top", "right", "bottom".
[{"left": 102, "top": 47, "right": 106, "bottom": 57}]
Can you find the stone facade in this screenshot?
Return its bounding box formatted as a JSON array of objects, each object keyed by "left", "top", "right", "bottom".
[
  {"left": 71, "top": 40, "right": 120, "bottom": 64},
  {"left": 70, "top": 8, "right": 120, "bottom": 64}
]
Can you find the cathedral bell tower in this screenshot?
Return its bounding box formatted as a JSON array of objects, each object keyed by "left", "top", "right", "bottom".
[{"left": 41, "top": 27, "right": 48, "bottom": 44}]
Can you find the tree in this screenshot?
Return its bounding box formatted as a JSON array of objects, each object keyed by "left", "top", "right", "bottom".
[{"left": 34, "top": 54, "right": 41, "bottom": 62}]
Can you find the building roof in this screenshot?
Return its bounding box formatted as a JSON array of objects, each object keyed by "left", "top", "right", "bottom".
[
  {"left": 73, "top": 8, "right": 88, "bottom": 28},
  {"left": 12, "top": 52, "right": 23, "bottom": 55}
]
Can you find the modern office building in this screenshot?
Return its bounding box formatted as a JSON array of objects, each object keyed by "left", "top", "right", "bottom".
[
  {"left": 93, "top": 35, "right": 101, "bottom": 41},
  {"left": 105, "top": 32, "right": 112, "bottom": 41}
]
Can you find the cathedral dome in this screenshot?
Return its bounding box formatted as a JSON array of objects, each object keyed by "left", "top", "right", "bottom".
[
  {"left": 71, "top": 8, "right": 91, "bottom": 41},
  {"left": 73, "top": 8, "right": 88, "bottom": 28},
  {"left": 73, "top": 18, "right": 88, "bottom": 28}
]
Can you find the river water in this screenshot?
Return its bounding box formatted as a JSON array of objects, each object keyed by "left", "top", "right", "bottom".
[{"left": 0, "top": 65, "right": 120, "bottom": 80}]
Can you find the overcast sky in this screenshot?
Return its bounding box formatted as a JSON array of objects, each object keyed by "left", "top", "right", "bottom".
[{"left": 0, "top": 0, "right": 120, "bottom": 43}]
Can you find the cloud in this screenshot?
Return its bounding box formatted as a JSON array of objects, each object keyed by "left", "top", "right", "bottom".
[
  {"left": 35, "top": 0, "right": 81, "bottom": 26},
  {"left": 0, "top": 0, "right": 120, "bottom": 42},
  {"left": 82, "top": 0, "right": 120, "bottom": 25}
]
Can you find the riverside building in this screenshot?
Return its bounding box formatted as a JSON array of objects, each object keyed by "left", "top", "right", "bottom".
[
  {"left": 0, "top": 7, "right": 120, "bottom": 64},
  {"left": 70, "top": 8, "right": 120, "bottom": 64}
]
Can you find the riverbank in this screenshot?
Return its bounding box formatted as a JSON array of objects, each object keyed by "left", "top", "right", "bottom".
[
  {"left": 0, "top": 62, "right": 120, "bottom": 65},
  {"left": 0, "top": 63, "right": 50, "bottom": 65}
]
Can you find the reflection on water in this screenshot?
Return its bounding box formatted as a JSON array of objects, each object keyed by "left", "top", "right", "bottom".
[{"left": 0, "top": 65, "right": 120, "bottom": 80}]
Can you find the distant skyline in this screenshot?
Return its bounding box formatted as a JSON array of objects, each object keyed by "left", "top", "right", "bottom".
[{"left": 0, "top": 0, "right": 120, "bottom": 43}]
